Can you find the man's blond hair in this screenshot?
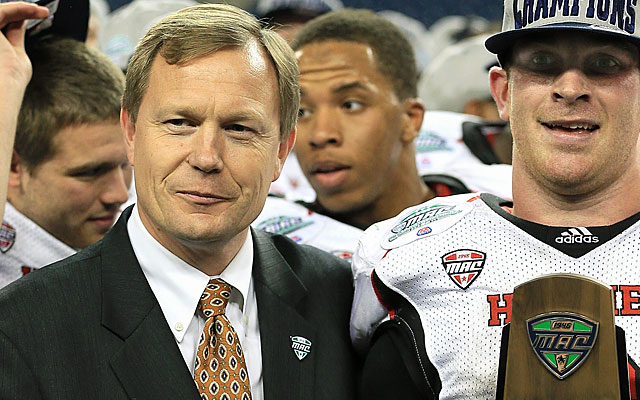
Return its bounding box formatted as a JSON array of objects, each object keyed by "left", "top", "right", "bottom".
[{"left": 122, "top": 4, "right": 300, "bottom": 139}]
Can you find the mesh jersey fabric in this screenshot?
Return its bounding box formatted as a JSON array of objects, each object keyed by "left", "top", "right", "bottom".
[{"left": 0, "top": 203, "right": 75, "bottom": 289}]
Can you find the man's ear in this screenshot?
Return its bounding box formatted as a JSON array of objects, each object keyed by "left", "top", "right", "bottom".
[
  {"left": 272, "top": 127, "right": 297, "bottom": 182},
  {"left": 489, "top": 66, "right": 510, "bottom": 122},
  {"left": 8, "top": 150, "right": 26, "bottom": 189},
  {"left": 121, "top": 108, "right": 136, "bottom": 166},
  {"left": 400, "top": 98, "right": 425, "bottom": 143}
]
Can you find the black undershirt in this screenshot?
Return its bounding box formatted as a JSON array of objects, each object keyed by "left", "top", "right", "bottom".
[{"left": 481, "top": 193, "right": 640, "bottom": 258}]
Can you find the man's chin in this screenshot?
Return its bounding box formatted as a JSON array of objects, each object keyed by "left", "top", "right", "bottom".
[
  {"left": 65, "top": 233, "right": 106, "bottom": 250},
  {"left": 317, "top": 194, "right": 368, "bottom": 216},
  {"left": 168, "top": 222, "right": 244, "bottom": 246}
]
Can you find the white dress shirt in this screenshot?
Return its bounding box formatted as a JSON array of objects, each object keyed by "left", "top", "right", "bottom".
[{"left": 127, "top": 205, "right": 263, "bottom": 399}]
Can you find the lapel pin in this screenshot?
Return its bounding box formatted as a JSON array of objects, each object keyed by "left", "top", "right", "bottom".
[{"left": 290, "top": 336, "right": 312, "bottom": 361}]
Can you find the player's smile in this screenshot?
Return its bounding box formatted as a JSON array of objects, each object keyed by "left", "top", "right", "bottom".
[
  {"left": 540, "top": 120, "right": 598, "bottom": 133},
  {"left": 540, "top": 118, "right": 600, "bottom": 145}
]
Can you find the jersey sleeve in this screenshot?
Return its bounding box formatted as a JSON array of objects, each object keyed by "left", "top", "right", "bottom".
[{"left": 350, "top": 222, "right": 391, "bottom": 355}]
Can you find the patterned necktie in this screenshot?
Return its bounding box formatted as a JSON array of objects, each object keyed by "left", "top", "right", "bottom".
[{"left": 194, "top": 279, "right": 252, "bottom": 400}]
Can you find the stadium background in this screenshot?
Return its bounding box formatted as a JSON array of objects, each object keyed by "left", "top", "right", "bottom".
[{"left": 105, "top": 0, "right": 504, "bottom": 27}]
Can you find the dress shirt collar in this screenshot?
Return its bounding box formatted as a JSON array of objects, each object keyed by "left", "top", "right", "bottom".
[{"left": 127, "top": 205, "right": 254, "bottom": 342}]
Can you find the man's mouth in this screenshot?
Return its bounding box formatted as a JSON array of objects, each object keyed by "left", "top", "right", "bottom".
[
  {"left": 89, "top": 213, "right": 115, "bottom": 221},
  {"left": 177, "top": 190, "right": 230, "bottom": 205},
  {"left": 311, "top": 162, "right": 350, "bottom": 175},
  {"left": 541, "top": 121, "right": 599, "bottom": 133},
  {"left": 88, "top": 213, "right": 117, "bottom": 230},
  {"left": 310, "top": 161, "right": 351, "bottom": 188}
]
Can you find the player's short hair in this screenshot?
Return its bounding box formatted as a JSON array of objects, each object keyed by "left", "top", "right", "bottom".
[
  {"left": 291, "top": 8, "right": 418, "bottom": 100},
  {"left": 16, "top": 38, "right": 125, "bottom": 171},
  {"left": 122, "top": 4, "right": 300, "bottom": 139}
]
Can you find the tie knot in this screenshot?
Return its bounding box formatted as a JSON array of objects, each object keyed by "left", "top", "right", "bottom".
[{"left": 199, "top": 278, "right": 231, "bottom": 318}]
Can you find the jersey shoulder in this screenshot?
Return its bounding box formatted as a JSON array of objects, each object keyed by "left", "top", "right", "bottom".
[
  {"left": 356, "top": 193, "right": 481, "bottom": 266},
  {"left": 380, "top": 193, "right": 479, "bottom": 249}
]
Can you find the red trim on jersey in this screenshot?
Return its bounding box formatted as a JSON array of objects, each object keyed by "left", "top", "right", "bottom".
[
  {"left": 381, "top": 249, "right": 391, "bottom": 260},
  {"left": 630, "top": 361, "right": 637, "bottom": 399},
  {"left": 370, "top": 271, "right": 394, "bottom": 313},
  {"left": 467, "top": 195, "right": 481, "bottom": 203},
  {"left": 432, "top": 183, "right": 452, "bottom": 197}
]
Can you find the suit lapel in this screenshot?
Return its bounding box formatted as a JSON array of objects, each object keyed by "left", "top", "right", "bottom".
[
  {"left": 100, "top": 207, "right": 199, "bottom": 399},
  {"left": 252, "top": 229, "right": 317, "bottom": 400}
]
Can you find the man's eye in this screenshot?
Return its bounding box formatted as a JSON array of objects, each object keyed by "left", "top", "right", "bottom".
[
  {"left": 342, "top": 100, "right": 363, "bottom": 111},
  {"left": 298, "top": 108, "right": 311, "bottom": 118},
  {"left": 531, "top": 53, "right": 554, "bottom": 66},
  {"left": 71, "top": 167, "right": 105, "bottom": 178},
  {"left": 588, "top": 56, "right": 621, "bottom": 74},
  {"left": 166, "top": 119, "right": 195, "bottom": 128},
  {"left": 514, "top": 51, "right": 560, "bottom": 74},
  {"left": 226, "top": 124, "right": 255, "bottom": 136}
]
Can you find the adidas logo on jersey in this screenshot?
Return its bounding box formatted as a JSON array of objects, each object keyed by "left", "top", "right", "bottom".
[{"left": 555, "top": 227, "right": 599, "bottom": 244}]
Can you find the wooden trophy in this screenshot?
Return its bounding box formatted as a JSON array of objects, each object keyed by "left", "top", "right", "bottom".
[{"left": 496, "top": 273, "right": 629, "bottom": 399}]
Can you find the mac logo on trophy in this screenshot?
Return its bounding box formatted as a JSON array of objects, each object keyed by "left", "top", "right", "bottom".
[{"left": 526, "top": 312, "right": 599, "bottom": 379}]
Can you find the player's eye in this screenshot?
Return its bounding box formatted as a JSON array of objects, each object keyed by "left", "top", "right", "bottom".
[
  {"left": 514, "top": 49, "right": 561, "bottom": 74},
  {"left": 342, "top": 100, "right": 363, "bottom": 112},
  {"left": 528, "top": 52, "right": 558, "bottom": 71},
  {"left": 585, "top": 54, "right": 623, "bottom": 75},
  {"left": 298, "top": 107, "right": 312, "bottom": 118}
]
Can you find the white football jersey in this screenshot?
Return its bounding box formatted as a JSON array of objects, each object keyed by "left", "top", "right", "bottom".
[
  {"left": 352, "top": 193, "right": 640, "bottom": 399},
  {"left": 0, "top": 203, "right": 75, "bottom": 289},
  {"left": 253, "top": 196, "right": 363, "bottom": 261}
]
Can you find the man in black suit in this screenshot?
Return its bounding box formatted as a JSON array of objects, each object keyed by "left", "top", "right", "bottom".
[{"left": 0, "top": 4, "right": 357, "bottom": 399}]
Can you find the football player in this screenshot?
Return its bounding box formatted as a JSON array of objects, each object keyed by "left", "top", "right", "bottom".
[{"left": 351, "top": 0, "right": 640, "bottom": 398}]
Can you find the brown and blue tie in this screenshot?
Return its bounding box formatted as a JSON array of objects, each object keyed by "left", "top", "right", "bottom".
[{"left": 194, "top": 279, "right": 251, "bottom": 400}]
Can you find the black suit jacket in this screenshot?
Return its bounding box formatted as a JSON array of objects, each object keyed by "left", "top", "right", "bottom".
[{"left": 0, "top": 207, "right": 357, "bottom": 399}]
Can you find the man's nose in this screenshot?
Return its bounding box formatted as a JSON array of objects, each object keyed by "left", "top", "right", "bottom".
[
  {"left": 188, "top": 128, "right": 224, "bottom": 173},
  {"left": 101, "top": 167, "right": 130, "bottom": 206},
  {"left": 307, "top": 107, "right": 343, "bottom": 149},
  {"left": 552, "top": 69, "right": 591, "bottom": 104}
]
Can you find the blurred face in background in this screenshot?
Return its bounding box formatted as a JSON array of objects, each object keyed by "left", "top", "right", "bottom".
[{"left": 9, "top": 122, "right": 132, "bottom": 248}]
